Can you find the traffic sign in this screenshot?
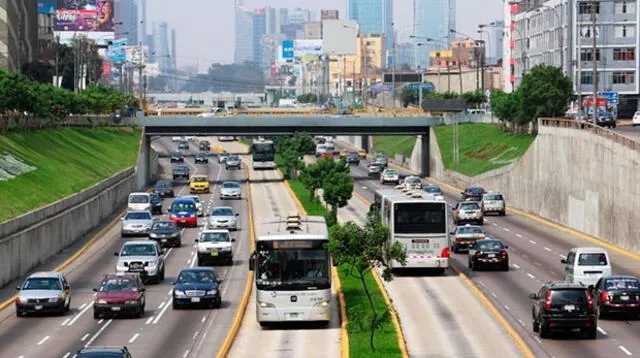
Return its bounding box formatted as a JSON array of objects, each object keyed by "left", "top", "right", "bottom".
[
  {"left": 598, "top": 91, "right": 619, "bottom": 105},
  {"left": 370, "top": 85, "right": 393, "bottom": 93},
  {"left": 407, "top": 83, "right": 434, "bottom": 91}
]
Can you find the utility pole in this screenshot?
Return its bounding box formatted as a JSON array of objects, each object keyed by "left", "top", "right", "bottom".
[
  {"left": 54, "top": 35, "right": 59, "bottom": 87},
  {"left": 591, "top": 1, "right": 598, "bottom": 126}
]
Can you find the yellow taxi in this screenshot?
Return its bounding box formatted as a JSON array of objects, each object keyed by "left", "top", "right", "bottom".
[
  {"left": 189, "top": 174, "right": 210, "bottom": 194},
  {"left": 357, "top": 149, "right": 367, "bottom": 158}
]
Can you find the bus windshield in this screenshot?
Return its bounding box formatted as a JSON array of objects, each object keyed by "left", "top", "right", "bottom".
[
  {"left": 256, "top": 240, "right": 330, "bottom": 290},
  {"left": 394, "top": 202, "right": 446, "bottom": 234},
  {"left": 252, "top": 142, "right": 275, "bottom": 161}
]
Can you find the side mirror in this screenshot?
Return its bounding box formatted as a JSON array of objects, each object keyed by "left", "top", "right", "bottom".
[
  {"left": 231, "top": 238, "right": 236, "bottom": 242},
  {"left": 218, "top": 279, "right": 224, "bottom": 284},
  {"left": 449, "top": 231, "right": 455, "bottom": 235},
  {"left": 249, "top": 253, "right": 256, "bottom": 271},
  {"left": 15, "top": 286, "right": 21, "bottom": 291},
  {"left": 504, "top": 245, "right": 509, "bottom": 249},
  {"left": 235, "top": 213, "right": 240, "bottom": 216},
  {"left": 92, "top": 288, "right": 98, "bottom": 292},
  {"left": 194, "top": 239, "right": 199, "bottom": 243},
  {"left": 588, "top": 285, "right": 594, "bottom": 291},
  {"left": 113, "top": 252, "right": 119, "bottom": 257},
  {"left": 170, "top": 281, "right": 176, "bottom": 285},
  {"left": 528, "top": 293, "right": 537, "bottom": 300},
  {"left": 140, "top": 288, "right": 146, "bottom": 292},
  {"left": 560, "top": 259, "right": 567, "bottom": 264},
  {"left": 64, "top": 285, "right": 70, "bottom": 290},
  {"left": 451, "top": 207, "right": 456, "bottom": 211}
]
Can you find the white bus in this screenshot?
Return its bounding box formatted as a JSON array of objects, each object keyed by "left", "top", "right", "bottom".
[
  {"left": 371, "top": 189, "right": 449, "bottom": 273},
  {"left": 249, "top": 212, "right": 331, "bottom": 326},
  {"left": 251, "top": 139, "right": 276, "bottom": 169}
]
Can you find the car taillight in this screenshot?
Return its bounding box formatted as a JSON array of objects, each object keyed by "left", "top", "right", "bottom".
[
  {"left": 440, "top": 247, "right": 450, "bottom": 258},
  {"left": 501, "top": 251, "right": 508, "bottom": 257},
  {"left": 586, "top": 290, "right": 594, "bottom": 309},
  {"left": 544, "top": 291, "right": 553, "bottom": 310},
  {"left": 600, "top": 291, "right": 610, "bottom": 303},
  {"left": 475, "top": 250, "right": 483, "bottom": 257}
]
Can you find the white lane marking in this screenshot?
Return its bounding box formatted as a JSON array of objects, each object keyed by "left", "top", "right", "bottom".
[
  {"left": 61, "top": 318, "right": 71, "bottom": 326},
  {"left": 183, "top": 350, "right": 190, "bottom": 358},
  {"left": 619, "top": 346, "right": 632, "bottom": 356},
  {"left": 528, "top": 240, "right": 537, "bottom": 245},
  {"left": 37, "top": 336, "right": 50, "bottom": 345},
  {"left": 504, "top": 305, "right": 510, "bottom": 311},
  {"left": 503, "top": 228, "right": 510, "bottom": 232},
  {"left": 158, "top": 301, "right": 166, "bottom": 310},
  {"left": 517, "top": 319, "right": 525, "bottom": 326},
  {"left": 560, "top": 254, "right": 567, "bottom": 259},
  {"left": 512, "top": 264, "right": 521, "bottom": 269},
  {"left": 66, "top": 301, "right": 93, "bottom": 326},
  {"left": 201, "top": 315, "right": 206, "bottom": 323},
  {"left": 80, "top": 333, "right": 90, "bottom": 341},
  {"left": 190, "top": 251, "right": 197, "bottom": 268},
  {"left": 168, "top": 288, "right": 173, "bottom": 295},
  {"left": 597, "top": 327, "right": 607, "bottom": 335},
  {"left": 164, "top": 247, "right": 174, "bottom": 260},
  {"left": 515, "top": 233, "right": 523, "bottom": 238},
  {"left": 491, "top": 292, "right": 497, "bottom": 298},
  {"left": 544, "top": 247, "right": 552, "bottom": 252},
  {"left": 187, "top": 259, "right": 192, "bottom": 265},
  {"left": 129, "top": 333, "right": 141, "bottom": 343},
  {"left": 485, "top": 219, "right": 492, "bottom": 224},
  {"left": 97, "top": 319, "right": 104, "bottom": 324},
  {"left": 527, "top": 273, "right": 536, "bottom": 280},
  {"left": 361, "top": 186, "right": 367, "bottom": 189},
  {"left": 152, "top": 298, "right": 173, "bottom": 324},
  {"left": 477, "top": 280, "right": 486, "bottom": 287},
  {"left": 534, "top": 336, "right": 542, "bottom": 344},
  {"left": 190, "top": 251, "right": 195, "bottom": 257},
  {"left": 78, "top": 303, "right": 86, "bottom": 310},
  {"left": 84, "top": 319, "right": 113, "bottom": 347},
  {"left": 62, "top": 353, "right": 71, "bottom": 358},
  {"left": 193, "top": 330, "right": 199, "bottom": 339},
  {"left": 492, "top": 223, "right": 498, "bottom": 227},
  {"left": 145, "top": 316, "right": 153, "bottom": 325}
]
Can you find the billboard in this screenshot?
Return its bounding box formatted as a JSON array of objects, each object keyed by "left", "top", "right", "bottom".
[
  {"left": 108, "top": 38, "right": 127, "bottom": 62},
  {"left": 293, "top": 40, "right": 323, "bottom": 57},
  {"left": 282, "top": 40, "right": 294, "bottom": 59},
  {"left": 38, "top": 0, "right": 56, "bottom": 14},
  {"left": 125, "top": 46, "right": 148, "bottom": 65},
  {"left": 322, "top": 20, "right": 357, "bottom": 55},
  {"left": 55, "top": 0, "right": 115, "bottom": 33}
]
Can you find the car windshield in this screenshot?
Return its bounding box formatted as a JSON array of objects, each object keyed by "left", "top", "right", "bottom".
[
  {"left": 228, "top": 156, "right": 239, "bottom": 161},
  {"left": 22, "top": 277, "right": 61, "bottom": 290},
  {"left": 223, "top": 182, "right": 239, "bottom": 189},
  {"left": 457, "top": 226, "right": 484, "bottom": 235},
  {"left": 476, "top": 241, "right": 504, "bottom": 250},
  {"left": 423, "top": 186, "right": 442, "bottom": 194},
  {"left": 171, "top": 152, "right": 182, "bottom": 157},
  {"left": 578, "top": 253, "right": 608, "bottom": 266},
  {"left": 200, "top": 232, "right": 230, "bottom": 242},
  {"left": 99, "top": 278, "right": 139, "bottom": 292},
  {"left": 467, "top": 187, "right": 485, "bottom": 194},
  {"left": 125, "top": 212, "right": 152, "bottom": 220},
  {"left": 184, "top": 196, "right": 200, "bottom": 203},
  {"left": 484, "top": 194, "right": 503, "bottom": 200},
  {"left": 152, "top": 222, "right": 176, "bottom": 230},
  {"left": 129, "top": 195, "right": 149, "bottom": 204},
  {"left": 77, "top": 353, "right": 125, "bottom": 358},
  {"left": 406, "top": 177, "right": 420, "bottom": 183},
  {"left": 177, "top": 270, "right": 216, "bottom": 283},
  {"left": 385, "top": 170, "right": 398, "bottom": 175},
  {"left": 174, "top": 167, "right": 188, "bottom": 172},
  {"left": 192, "top": 177, "right": 207, "bottom": 183},
  {"left": 156, "top": 181, "right": 171, "bottom": 189},
  {"left": 605, "top": 278, "right": 640, "bottom": 290},
  {"left": 171, "top": 202, "right": 196, "bottom": 212},
  {"left": 460, "top": 203, "right": 480, "bottom": 210},
  {"left": 121, "top": 244, "right": 156, "bottom": 256},
  {"left": 551, "top": 289, "right": 588, "bottom": 304},
  {"left": 196, "top": 153, "right": 206, "bottom": 158},
  {"left": 212, "top": 207, "right": 233, "bottom": 216},
  {"left": 150, "top": 193, "right": 160, "bottom": 201}
]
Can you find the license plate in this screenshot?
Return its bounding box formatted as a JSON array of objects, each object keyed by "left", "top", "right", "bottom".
[
  {"left": 191, "top": 298, "right": 200, "bottom": 303},
  {"left": 487, "top": 253, "right": 496, "bottom": 258},
  {"left": 564, "top": 305, "right": 576, "bottom": 311},
  {"left": 210, "top": 252, "right": 218, "bottom": 256},
  {"left": 620, "top": 295, "right": 630, "bottom": 301},
  {"left": 180, "top": 220, "right": 186, "bottom": 223},
  {"left": 287, "top": 313, "right": 299, "bottom": 319},
  {"left": 111, "top": 307, "right": 121, "bottom": 311},
  {"left": 34, "top": 305, "right": 43, "bottom": 310},
  {"left": 161, "top": 239, "right": 167, "bottom": 243}
]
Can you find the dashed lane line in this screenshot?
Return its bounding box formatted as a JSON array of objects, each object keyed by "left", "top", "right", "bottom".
[
  {"left": 526, "top": 273, "right": 536, "bottom": 280},
  {"left": 619, "top": 346, "right": 633, "bottom": 356}
]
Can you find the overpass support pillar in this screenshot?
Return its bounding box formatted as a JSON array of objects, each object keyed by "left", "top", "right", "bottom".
[
  {"left": 136, "top": 134, "right": 151, "bottom": 190},
  {"left": 360, "top": 135, "right": 370, "bottom": 153},
  {"left": 420, "top": 132, "right": 430, "bottom": 177}
]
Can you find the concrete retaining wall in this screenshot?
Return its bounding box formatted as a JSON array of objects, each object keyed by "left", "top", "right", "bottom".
[{"left": 0, "top": 129, "right": 156, "bottom": 287}]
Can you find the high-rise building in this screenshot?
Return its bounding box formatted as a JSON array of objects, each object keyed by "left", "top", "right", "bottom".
[
  {"left": 152, "top": 22, "right": 171, "bottom": 72},
  {"left": 253, "top": 8, "right": 267, "bottom": 66},
  {"left": 486, "top": 20, "right": 503, "bottom": 65},
  {"left": 171, "top": 29, "right": 177, "bottom": 70},
  {"left": 0, "top": 0, "right": 38, "bottom": 71},
  {"left": 235, "top": 1, "right": 254, "bottom": 64},
  {"left": 115, "top": 0, "right": 139, "bottom": 45},
  {"left": 303, "top": 22, "right": 322, "bottom": 40},
  {"left": 414, "top": 0, "right": 455, "bottom": 69},
  {"left": 346, "top": 0, "right": 393, "bottom": 62},
  {"left": 321, "top": 9, "right": 339, "bottom": 20},
  {"left": 288, "top": 8, "right": 311, "bottom": 25},
  {"left": 266, "top": 7, "right": 288, "bottom": 35}
]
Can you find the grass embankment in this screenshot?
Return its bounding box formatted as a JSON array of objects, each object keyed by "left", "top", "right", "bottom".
[
  {"left": 372, "top": 135, "right": 416, "bottom": 159},
  {"left": 433, "top": 123, "right": 535, "bottom": 176},
  {"left": 287, "top": 178, "right": 403, "bottom": 358},
  {"left": 0, "top": 127, "right": 141, "bottom": 222}
]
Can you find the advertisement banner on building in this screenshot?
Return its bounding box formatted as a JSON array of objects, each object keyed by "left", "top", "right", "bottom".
[
  {"left": 55, "top": 0, "right": 115, "bottom": 33},
  {"left": 38, "top": 0, "right": 57, "bottom": 14},
  {"left": 108, "top": 38, "right": 127, "bottom": 62},
  {"left": 293, "top": 40, "right": 323, "bottom": 57},
  {"left": 282, "top": 40, "right": 294, "bottom": 59},
  {"left": 125, "top": 46, "right": 148, "bottom": 65}
]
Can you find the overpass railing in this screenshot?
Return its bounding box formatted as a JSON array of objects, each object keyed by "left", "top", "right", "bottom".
[{"left": 540, "top": 118, "right": 640, "bottom": 151}]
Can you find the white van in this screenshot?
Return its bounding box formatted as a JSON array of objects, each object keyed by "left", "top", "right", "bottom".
[
  {"left": 128, "top": 192, "right": 151, "bottom": 212},
  {"left": 562, "top": 247, "right": 612, "bottom": 287}
]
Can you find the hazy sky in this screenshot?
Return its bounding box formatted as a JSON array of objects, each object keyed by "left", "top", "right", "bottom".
[{"left": 146, "top": 0, "right": 503, "bottom": 71}]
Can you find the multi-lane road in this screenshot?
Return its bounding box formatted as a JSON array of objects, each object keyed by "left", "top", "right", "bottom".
[{"left": 337, "top": 139, "right": 640, "bottom": 358}]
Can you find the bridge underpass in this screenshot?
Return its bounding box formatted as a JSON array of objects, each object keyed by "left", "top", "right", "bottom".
[{"left": 136, "top": 112, "right": 455, "bottom": 182}]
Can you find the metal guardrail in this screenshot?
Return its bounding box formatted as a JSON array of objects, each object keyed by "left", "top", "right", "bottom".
[{"left": 540, "top": 118, "right": 640, "bottom": 151}]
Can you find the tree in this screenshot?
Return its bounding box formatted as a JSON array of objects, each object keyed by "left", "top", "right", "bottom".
[
  {"left": 328, "top": 213, "right": 406, "bottom": 352},
  {"left": 279, "top": 145, "right": 303, "bottom": 180},
  {"left": 518, "top": 64, "right": 572, "bottom": 123},
  {"left": 461, "top": 90, "right": 487, "bottom": 108},
  {"left": 21, "top": 61, "right": 54, "bottom": 84},
  {"left": 297, "top": 93, "right": 318, "bottom": 103},
  {"left": 323, "top": 171, "right": 353, "bottom": 223}
]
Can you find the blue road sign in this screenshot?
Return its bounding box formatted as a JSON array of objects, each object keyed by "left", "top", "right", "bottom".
[
  {"left": 598, "top": 91, "right": 619, "bottom": 105},
  {"left": 370, "top": 85, "right": 393, "bottom": 93},
  {"left": 407, "top": 83, "right": 434, "bottom": 91},
  {"left": 282, "top": 40, "right": 294, "bottom": 59}
]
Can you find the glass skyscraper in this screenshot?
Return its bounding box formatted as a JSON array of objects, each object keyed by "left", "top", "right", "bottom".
[
  {"left": 414, "top": 0, "right": 455, "bottom": 69},
  {"left": 346, "top": 0, "right": 393, "bottom": 64}
]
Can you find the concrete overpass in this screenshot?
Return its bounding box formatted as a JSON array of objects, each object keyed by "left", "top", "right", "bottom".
[{"left": 136, "top": 112, "right": 483, "bottom": 181}]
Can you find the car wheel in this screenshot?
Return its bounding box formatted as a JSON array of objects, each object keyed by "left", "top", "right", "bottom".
[
  {"left": 93, "top": 311, "right": 99, "bottom": 319},
  {"left": 175, "top": 240, "right": 182, "bottom": 248},
  {"left": 470, "top": 261, "right": 476, "bottom": 271},
  {"left": 65, "top": 299, "right": 70, "bottom": 313},
  {"left": 532, "top": 318, "right": 540, "bottom": 332},
  {"left": 539, "top": 323, "right": 550, "bottom": 339},
  {"left": 586, "top": 327, "right": 597, "bottom": 339},
  {"left": 468, "top": 260, "right": 472, "bottom": 269},
  {"left": 227, "top": 257, "right": 233, "bottom": 266},
  {"left": 479, "top": 219, "right": 484, "bottom": 225},
  {"left": 500, "top": 210, "right": 506, "bottom": 216},
  {"left": 501, "top": 262, "right": 509, "bottom": 271},
  {"left": 172, "top": 301, "right": 179, "bottom": 309},
  {"left": 598, "top": 306, "right": 608, "bottom": 320},
  {"left": 159, "top": 267, "right": 165, "bottom": 281},
  {"left": 214, "top": 299, "right": 222, "bottom": 309},
  {"left": 16, "top": 308, "right": 22, "bottom": 317}
]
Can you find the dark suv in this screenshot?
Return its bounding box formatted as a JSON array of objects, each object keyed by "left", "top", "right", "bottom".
[
  {"left": 529, "top": 281, "right": 597, "bottom": 339},
  {"left": 199, "top": 140, "right": 211, "bottom": 151},
  {"left": 76, "top": 346, "right": 132, "bottom": 357},
  {"left": 172, "top": 165, "right": 190, "bottom": 180}
]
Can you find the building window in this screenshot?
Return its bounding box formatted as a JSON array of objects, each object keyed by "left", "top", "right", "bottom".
[
  {"left": 613, "top": 47, "right": 636, "bottom": 60},
  {"left": 614, "top": 25, "right": 636, "bottom": 38},
  {"left": 578, "top": 2, "right": 600, "bottom": 14},
  {"left": 615, "top": 1, "right": 636, "bottom": 14},
  {"left": 580, "top": 26, "right": 599, "bottom": 38},
  {"left": 581, "top": 72, "right": 593, "bottom": 85},
  {"left": 580, "top": 49, "right": 601, "bottom": 61},
  {"left": 612, "top": 71, "right": 635, "bottom": 84}
]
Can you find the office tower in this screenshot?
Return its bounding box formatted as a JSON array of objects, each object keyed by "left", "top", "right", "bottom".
[
  {"left": 234, "top": 0, "right": 254, "bottom": 64},
  {"left": 487, "top": 20, "right": 503, "bottom": 65},
  {"left": 171, "top": 29, "right": 176, "bottom": 70},
  {"left": 414, "top": 0, "right": 456, "bottom": 69},
  {"left": 114, "top": 0, "right": 138, "bottom": 45},
  {"left": 152, "top": 22, "right": 171, "bottom": 71},
  {"left": 139, "top": 0, "right": 147, "bottom": 45},
  {"left": 346, "top": 0, "right": 393, "bottom": 61},
  {"left": 0, "top": 0, "right": 38, "bottom": 71}
]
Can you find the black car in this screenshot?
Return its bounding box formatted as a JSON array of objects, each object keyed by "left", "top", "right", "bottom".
[
  {"left": 199, "top": 140, "right": 211, "bottom": 151},
  {"left": 172, "top": 268, "right": 222, "bottom": 309},
  {"left": 530, "top": 281, "right": 597, "bottom": 339},
  {"left": 461, "top": 186, "right": 486, "bottom": 201},
  {"left": 178, "top": 141, "right": 189, "bottom": 150},
  {"left": 591, "top": 275, "right": 640, "bottom": 318},
  {"left": 170, "top": 152, "right": 184, "bottom": 163},
  {"left": 154, "top": 180, "right": 174, "bottom": 198},
  {"left": 468, "top": 239, "right": 509, "bottom": 271},
  {"left": 149, "top": 221, "right": 182, "bottom": 247},
  {"left": 346, "top": 153, "right": 360, "bottom": 165},
  {"left": 195, "top": 153, "right": 209, "bottom": 164},
  {"left": 76, "top": 346, "right": 132, "bottom": 358},
  {"left": 172, "top": 165, "right": 190, "bottom": 180},
  {"left": 150, "top": 192, "right": 163, "bottom": 214}
]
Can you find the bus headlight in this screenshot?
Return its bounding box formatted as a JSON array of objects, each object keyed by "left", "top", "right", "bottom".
[
  {"left": 313, "top": 301, "right": 330, "bottom": 307},
  {"left": 258, "top": 301, "right": 275, "bottom": 308}
]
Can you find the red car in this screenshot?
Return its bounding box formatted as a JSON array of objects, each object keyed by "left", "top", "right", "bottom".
[
  {"left": 168, "top": 198, "right": 198, "bottom": 227},
  {"left": 93, "top": 273, "right": 146, "bottom": 319}
]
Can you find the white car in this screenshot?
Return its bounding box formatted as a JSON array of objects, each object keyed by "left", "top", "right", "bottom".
[
  {"left": 128, "top": 192, "right": 151, "bottom": 212},
  {"left": 114, "top": 240, "right": 165, "bottom": 283},
  {"left": 180, "top": 195, "right": 203, "bottom": 216},
  {"left": 220, "top": 181, "right": 242, "bottom": 200},
  {"left": 402, "top": 176, "right": 422, "bottom": 190},
  {"left": 218, "top": 136, "right": 235, "bottom": 142},
  {"left": 380, "top": 168, "right": 400, "bottom": 185},
  {"left": 195, "top": 229, "right": 235, "bottom": 266},
  {"left": 633, "top": 111, "right": 640, "bottom": 127},
  {"left": 185, "top": 136, "right": 196, "bottom": 142},
  {"left": 172, "top": 136, "right": 185, "bottom": 142},
  {"left": 208, "top": 206, "right": 238, "bottom": 231}
]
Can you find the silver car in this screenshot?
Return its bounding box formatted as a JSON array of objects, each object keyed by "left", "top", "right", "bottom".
[
  {"left": 220, "top": 181, "right": 242, "bottom": 200},
  {"left": 208, "top": 206, "right": 239, "bottom": 231},
  {"left": 15, "top": 272, "right": 71, "bottom": 316},
  {"left": 218, "top": 152, "right": 230, "bottom": 164},
  {"left": 481, "top": 192, "right": 506, "bottom": 216},
  {"left": 121, "top": 211, "right": 154, "bottom": 237},
  {"left": 225, "top": 155, "right": 241, "bottom": 170},
  {"left": 114, "top": 241, "right": 165, "bottom": 283}
]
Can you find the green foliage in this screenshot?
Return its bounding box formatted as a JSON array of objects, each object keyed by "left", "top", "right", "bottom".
[
  {"left": 297, "top": 93, "right": 318, "bottom": 103},
  {"left": 322, "top": 171, "right": 353, "bottom": 221},
  {"left": 461, "top": 90, "right": 487, "bottom": 108}
]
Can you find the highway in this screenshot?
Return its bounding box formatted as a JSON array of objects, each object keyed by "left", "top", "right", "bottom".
[
  {"left": 613, "top": 125, "right": 640, "bottom": 139},
  {"left": 211, "top": 139, "right": 342, "bottom": 358},
  {"left": 0, "top": 137, "right": 250, "bottom": 358},
  {"left": 338, "top": 140, "right": 640, "bottom": 358}
]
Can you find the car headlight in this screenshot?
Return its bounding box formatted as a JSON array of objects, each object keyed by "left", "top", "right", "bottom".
[
  {"left": 149, "top": 233, "right": 158, "bottom": 238},
  {"left": 189, "top": 213, "right": 196, "bottom": 218},
  {"left": 258, "top": 301, "right": 275, "bottom": 308},
  {"left": 206, "top": 289, "right": 218, "bottom": 296},
  {"left": 147, "top": 261, "right": 158, "bottom": 268},
  {"left": 96, "top": 299, "right": 108, "bottom": 304},
  {"left": 174, "top": 289, "right": 186, "bottom": 297},
  {"left": 48, "top": 297, "right": 63, "bottom": 303},
  {"left": 125, "top": 300, "right": 139, "bottom": 305},
  {"left": 221, "top": 247, "right": 232, "bottom": 252}
]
